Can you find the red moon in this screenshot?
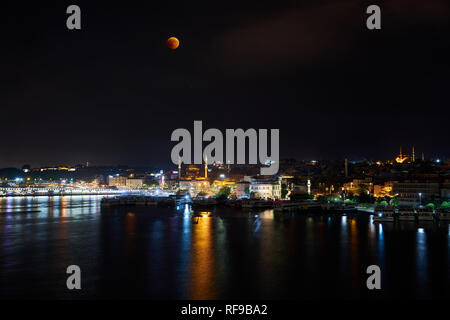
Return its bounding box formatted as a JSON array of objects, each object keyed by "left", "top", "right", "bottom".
[{"left": 167, "top": 37, "right": 180, "bottom": 50}]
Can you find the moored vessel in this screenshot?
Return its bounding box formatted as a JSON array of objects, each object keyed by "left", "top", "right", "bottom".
[
  {"left": 398, "top": 205, "right": 416, "bottom": 221},
  {"left": 373, "top": 205, "right": 395, "bottom": 222}
]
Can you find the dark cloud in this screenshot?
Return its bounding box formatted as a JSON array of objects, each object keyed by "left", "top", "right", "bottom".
[{"left": 212, "top": 0, "right": 449, "bottom": 74}]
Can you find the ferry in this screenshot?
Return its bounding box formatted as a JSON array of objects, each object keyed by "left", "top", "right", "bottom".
[
  {"left": 398, "top": 206, "right": 416, "bottom": 221},
  {"left": 241, "top": 199, "right": 274, "bottom": 209},
  {"left": 373, "top": 205, "right": 395, "bottom": 222},
  {"left": 100, "top": 197, "right": 120, "bottom": 207},
  {"left": 274, "top": 200, "right": 321, "bottom": 211},
  {"left": 321, "top": 202, "right": 357, "bottom": 214},
  {"left": 135, "top": 197, "right": 147, "bottom": 206},
  {"left": 192, "top": 196, "right": 217, "bottom": 207},
  {"left": 417, "top": 206, "right": 434, "bottom": 221},
  {"left": 274, "top": 201, "right": 302, "bottom": 211},
  {"left": 342, "top": 204, "right": 358, "bottom": 213},
  {"left": 170, "top": 193, "right": 191, "bottom": 206}
]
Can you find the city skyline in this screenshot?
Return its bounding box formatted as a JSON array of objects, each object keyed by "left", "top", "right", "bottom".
[{"left": 0, "top": 145, "right": 446, "bottom": 170}]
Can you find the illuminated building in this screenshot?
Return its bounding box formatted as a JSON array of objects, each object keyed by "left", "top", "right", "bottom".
[
  {"left": 343, "top": 178, "right": 373, "bottom": 194},
  {"left": 178, "top": 162, "right": 210, "bottom": 197},
  {"left": 393, "top": 181, "right": 440, "bottom": 205},
  {"left": 211, "top": 179, "right": 235, "bottom": 195},
  {"left": 108, "top": 176, "right": 127, "bottom": 188},
  {"left": 235, "top": 181, "right": 250, "bottom": 198},
  {"left": 249, "top": 178, "right": 281, "bottom": 200},
  {"left": 373, "top": 182, "right": 394, "bottom": 197},
  {"left": 126, "top": 178, "right": 143, "bottom": 189},
  {"left": 179, "top": 180, "right": 210, "bottom": 197},
  {"left": 395, "top": 146, "right": 416, "bottom": 164}
]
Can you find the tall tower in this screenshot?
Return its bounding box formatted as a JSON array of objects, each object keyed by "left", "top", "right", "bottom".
[
  {"left": 344, "top": 158, "right": 348, "bottom": 178},
  {"left": 399, "top": 146, "right": 403, "bottom": 159},
  {"left": 412, "top": 147, "right": 415, "bottom": 162},
  {"left": 178, "top": 156, "right": 181, "bottom": 180},
  {"left": 307, "top": 179, "right": 311, "bottom": 195},
  {"left": 204, "top": 156, "right": 208, "bottom": 179}
]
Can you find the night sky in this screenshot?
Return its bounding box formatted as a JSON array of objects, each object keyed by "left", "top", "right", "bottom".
[{"left": 1, "top": 0, "right": 448, "bottom": 168}]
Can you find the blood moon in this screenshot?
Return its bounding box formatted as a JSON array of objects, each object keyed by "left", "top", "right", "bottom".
[{"left": 167, "top": 37, "right": 180, "bottom": 50}]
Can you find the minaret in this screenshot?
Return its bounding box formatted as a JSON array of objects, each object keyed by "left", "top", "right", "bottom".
[
  {"left": 422, "top": 152, "right": 425, "bottom": 161},
  {"left": 204, "top": 156, "right": 208, "bottom": 179},
  {"left": 412, "top": 147, "right": 415, "bottom": 162},
  {"left": 399, "top": 146, "right": 403, "bottom": 159},
  {"left": 344, "top": 158, "right": 348, "bottom": 178},
  {"left": 178, "top": 156, "right": 181, "bottom": 180}
]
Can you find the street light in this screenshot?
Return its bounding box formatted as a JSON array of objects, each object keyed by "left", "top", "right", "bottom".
[{"left": 418, "top": 192, "right": 422, "bottom": 205}]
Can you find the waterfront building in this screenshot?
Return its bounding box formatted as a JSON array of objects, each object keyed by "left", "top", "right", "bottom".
[
  {"left": 179, "top": 180, "right": 210, "bottom": 197},
  {"left": 440, "top": 182, "right": 450, "bottom": 200},
  {"left": 235, "top": 181, "right": 250, "bottom": 198},
  {"left": 343, "top": 178, "right": 373, "bottom": 194},
  {"left": 373, "top": 182, "right": 394, "bottom": 197},
  {"left": 178, "top": 162, "right": 210, "bottom": 197},
  {"left": 393, "top": 181, "right": 440, "bottom": 205},
  {"left": 126, "top": 178, "right": 143, "bottom": 189},
  {"left": 108, "top": 176, "right": 127, "bottom": 188},
  {"left": 249, "top": 178, "right": 281, "bottom": 200}
]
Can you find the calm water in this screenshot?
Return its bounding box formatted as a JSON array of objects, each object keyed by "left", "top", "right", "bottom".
[{"left": 0, "top": 195, "right": 448, "bottom": 299}]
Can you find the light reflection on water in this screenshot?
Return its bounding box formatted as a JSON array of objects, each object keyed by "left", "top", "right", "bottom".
[{"left": 0, "top": 195, "right": 449, "bottom": 299}]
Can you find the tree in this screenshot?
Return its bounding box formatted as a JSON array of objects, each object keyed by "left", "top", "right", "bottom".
[
  {"left": 389, "top": 197, "right": 399, "bottom": 208},
  {"left": 281, "top": 183, "right": 289, "bottom": 199},
  {"left": 441, "top": 201, "right": 450, "bottom": 209},
  {"left": 215, "top": 187, "right": 231, "bottom": 199},
  {"left": 357, "top": 184, "right": 369, "bottom": 196},
  {"left": 357, "top": 192, "right": 373, "bottom": 204}
]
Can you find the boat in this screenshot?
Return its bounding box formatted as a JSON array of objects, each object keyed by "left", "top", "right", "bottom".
[
  {"left": 192, "top": 196, "right": 217, "bottom": 207},
  {"left": 170, "top": 193, "right": 191, "bottom": 206},
  {"left": 273, "top": 200, "right": 320, "bottom": 211},
  {"left": 146, "top": 197, "right": 158, "bottom": 206},
  {"left": 241, "top": 199, "right": 274, "bottom": 209},
  {"left": 417, "top": 206, "right": 434, "bottom": 221},
  {"left": 274, "top": 201, "right": 302, "bottom": 211},
  {"left": 135, "top": 197, "right": 147, "bottom": 206},
  {"left": 158, "top": 197, "right": 176, "bottom": 207},
  {"left": 321, "top": 202, "right": 356, "bottom": 214},
  {"left": 398, "top": 206, "right": 416, "bottom": 221},
  {"left": 342, "top": 204, "right": 358, "bottom": 213},
  {"left": 373, "top": 205, "right": 395, "bottom": 222},
  {"left": 100, "top": 197, "right": 120, "bottom": 207}
]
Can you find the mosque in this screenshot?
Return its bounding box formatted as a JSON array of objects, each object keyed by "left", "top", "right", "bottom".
[
  {"left": 177, "top": 157, "right": 210, "bottom": 196},
  {"left": 395, "top": 146, "right": 417, "bottom": 164}
]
